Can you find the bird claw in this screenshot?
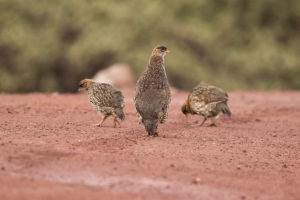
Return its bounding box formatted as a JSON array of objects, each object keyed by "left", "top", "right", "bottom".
[
  {"left": 113, "top": 123, "right": 120, "bottom": 128},
  {"left": 148, "top": 132, "right": 158, "bottom": 137},
  {"left": 93, "top": 123, "right": 101, "bottom": 127}
]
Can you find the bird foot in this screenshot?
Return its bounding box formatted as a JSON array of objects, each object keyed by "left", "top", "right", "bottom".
[
  {"left": 94, "top": 116, "right": 108, "bottom": 127},
  {"left": 113, "top": 123, "right": 121, "bottom": 128},
  {"left": 93, "top": 123, "right": 102, "bottom": 127},
  {"left": 113, "top": 118, "right": 121, "bottom": 128},
  {"left": 148, "top": 132, "right": 158, "bottom": 137}
]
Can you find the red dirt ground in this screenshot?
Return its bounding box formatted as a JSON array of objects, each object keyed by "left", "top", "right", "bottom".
[{"left": 0, "top": 91, "right": 299, "bottom": 200}]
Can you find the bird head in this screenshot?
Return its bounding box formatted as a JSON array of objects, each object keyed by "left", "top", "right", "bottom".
[
  {"left": 78, "top": 79, "right": 94, "bottom": 91},
  {"left": 152, "top": 45, "right": 170, "bottom": 57},
  {"left": 181, "top": 99, "right": 191, "bottom": 116},
  {"left": 198, "top": 81, "right": 207, "bottom": 86}
]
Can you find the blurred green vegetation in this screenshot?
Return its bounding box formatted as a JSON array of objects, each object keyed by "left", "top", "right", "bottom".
[{"left": 0, "top": 0, "right": 300, "bottom": 92}]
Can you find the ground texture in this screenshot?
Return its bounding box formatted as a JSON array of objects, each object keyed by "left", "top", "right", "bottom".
[{"left": 0, "top": 91, "right": 299, "bottom": 200}]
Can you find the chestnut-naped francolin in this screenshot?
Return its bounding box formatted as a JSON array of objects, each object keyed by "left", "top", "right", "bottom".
[
  {"left": 181, "top": 82, "right": 231, "bottom": 126},
  {"left": 134, "top": 45, "right": 171, "bottom": 136},
  {"left": 79, "top": 79, "right": 125, "bottom": 128}
]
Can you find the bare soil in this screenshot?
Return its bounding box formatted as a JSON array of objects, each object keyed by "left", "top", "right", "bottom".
[{"left": 0, "top": 91, "right": 299, "bottom": 200}]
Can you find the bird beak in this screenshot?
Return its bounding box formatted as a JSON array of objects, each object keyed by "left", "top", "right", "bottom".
[
  {"left": 165, "top": 50, "right": 170, "bottom": 54},
  {"left": 78, "top": 87, "right": 84, "bottom": 92}
]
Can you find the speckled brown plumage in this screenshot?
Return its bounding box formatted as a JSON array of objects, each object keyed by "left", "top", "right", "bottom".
[
  {"left": 79, "top": 79, "right": 125, "bottom": 127},
  {"left": 134, "top": 45, "right": 171, "bottom": 136},
  {"left": 182, "top": 82, "right": 231, "bottom": 126}
]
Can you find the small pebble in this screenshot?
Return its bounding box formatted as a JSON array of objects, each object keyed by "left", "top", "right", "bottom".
[
  {"left": 192, "top": 177, "right": 201, "bottom": 184},
  {"left": 282, "top": 164, "right": 287, "bottom": 168},
  {"left": 240, "top": 195, "right": 246, "bottom": 200}
]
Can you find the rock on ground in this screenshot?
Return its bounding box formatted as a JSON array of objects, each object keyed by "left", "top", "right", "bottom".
[{"left": 93, "top": 63, "right": 135, "bottom": 89}]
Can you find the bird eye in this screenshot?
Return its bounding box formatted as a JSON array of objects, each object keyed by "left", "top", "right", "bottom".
[
  {"left": 79, "top": 84, "right": 83, "bottom": 87},
  {"left": 160, "top": 47, "right": 167, "bottom": 51}
]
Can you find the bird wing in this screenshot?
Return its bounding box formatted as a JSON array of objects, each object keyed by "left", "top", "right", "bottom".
[
  {"left": 111, "top": 90, "right": 124, "bottom": 109},
  {"left": 191, "top": 84, "right": 228, "bottom": 104},
  {"left": 91, "top": 83, "right": 123, "bottom": 108},
  {"left": 188, "top": 85, "right": 228, "bottom": 112}
]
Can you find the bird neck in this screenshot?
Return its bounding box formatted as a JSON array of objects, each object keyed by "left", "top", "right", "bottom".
[
  {"left": 183, "top": 99, "right": 192, "bottom": 114},
  {"left": 148, "top": 55, "right": 164, "bottom": 69}
]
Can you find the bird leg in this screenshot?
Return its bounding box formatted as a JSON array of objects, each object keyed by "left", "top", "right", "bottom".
[
  {"left": 199, "top": 117, "right": 207, "bottom": 126},
  {"left": 94, "top": 116, "right": 108, "bottom": 127},
  {"left": 208, "top": 118, "right": 217, "bottom": 127},
  {"left": 113, "top": 117, "right": 120, "bottom": 128}
]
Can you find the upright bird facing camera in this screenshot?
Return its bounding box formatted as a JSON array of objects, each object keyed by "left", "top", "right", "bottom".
[{"left": 134, "top": 45, "right": 171, "bottom": 136}]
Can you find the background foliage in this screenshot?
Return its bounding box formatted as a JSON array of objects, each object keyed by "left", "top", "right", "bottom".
[{"left": 0, "top": 0, "right": 300, "bottom": 92}]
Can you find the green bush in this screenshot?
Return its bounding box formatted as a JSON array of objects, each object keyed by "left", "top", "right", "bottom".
[{"left": 0, "top": 0, "right": 299, "bottom": 92}]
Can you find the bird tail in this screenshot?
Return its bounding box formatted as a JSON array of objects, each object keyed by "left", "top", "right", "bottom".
[
  {"left": 115, "top": 109, "right": 125, "bottom": 120},
  {"left": 219, "top": 103, "right": 231, "bottom": 118},
  {"left": 143, "top": 119, "right": 158, "bottom": 136},
  {"left": 118, "top": 112, "right": 125, "bottom": 121}
]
